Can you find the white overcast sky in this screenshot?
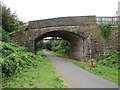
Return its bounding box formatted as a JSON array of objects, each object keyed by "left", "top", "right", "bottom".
[{"left": 1, "top": 0, "right": 120, "bottom": 22}]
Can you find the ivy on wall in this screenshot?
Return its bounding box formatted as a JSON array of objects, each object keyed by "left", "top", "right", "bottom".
[{"left": 98, "top": 23, "right": 111, "bottom": 41}]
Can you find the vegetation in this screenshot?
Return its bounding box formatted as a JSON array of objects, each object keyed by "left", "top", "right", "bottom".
[
  {"left": 36, "top": 40, "right": 45, "bottom": 50},
  {"left": 110, "top": 23, "right": 120, "bottom": 26},
  {"left": 0, "top": 3, "right": 23, "bottom": 33},
  {"left": 3, "top": 55, "right": 67, "bottom": 88},
  {"left": 1, "top": 2, "right": 119, "bottom": 88},
  {"left": 1, "top": 32, "right": 67, "bottom": 88},
  {"left": 1, "top": 41, "right": 40, "bottom": 76},
  {"left": 97, "top": 51, "right": 120, "bottom": 68},
  {"left": 43, "top": 37, "right": 70, "bottom": 57},
  {"left": 98, "top": 23, "right": 111, "bottom": 41},
  {"left": 10, "top": 25, "right": 28, "bottom": 33},
  {"left": 36, "top": 50, "right": 45, "bottom": 56},
  {"left": 0, "top": 27, "right": 9, "bottom": 42},
  {"left": 46, "top": 50, "right": 69, "bottom": 58},
  {"left": 70, "top": 51, "right": 119, "bottom": 85},
  {"left": 1, "top": 7, "right": 66, "bottom": 87}
]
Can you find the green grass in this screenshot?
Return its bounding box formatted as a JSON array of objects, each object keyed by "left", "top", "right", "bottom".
[
  {"left": 2, "top": 57, "right": 67, "bottom": 88},
  {"left": 70, "top": 60, "right": 119, "bottom": 85},
  {"left": 97, "top": 23, "right": 120, "bottom": 26},
  {"left": 46, "top": 50, "right": 69, "bottom": 58},
  {"left": 36, "top": 50, "right": 46, "bottom": 56},
  {"left": 1, "top": 41, "right": 67, "bottom": 88}
]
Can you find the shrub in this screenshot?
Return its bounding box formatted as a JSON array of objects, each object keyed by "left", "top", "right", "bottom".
[
  {"left": 1, "top": 41, "right": 44, "bottom": 76},
  {"left": 0, "top": 27, "right": 9, "bottom": 42},
  {"left": 97, "top": 51, "right": 120, "bottom": 68}
]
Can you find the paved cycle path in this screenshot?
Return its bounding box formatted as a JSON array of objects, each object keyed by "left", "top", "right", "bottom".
[{"left": 43, "top": 51, "right": 118, "bottom": 88}]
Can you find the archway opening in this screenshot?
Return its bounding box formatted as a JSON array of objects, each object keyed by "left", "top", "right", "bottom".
[
  {"left": 36, "top": 37, "right": 70, "bottom": 57},
  {"left": 34, "top": 30, "right": 85, "bottom": 61}
]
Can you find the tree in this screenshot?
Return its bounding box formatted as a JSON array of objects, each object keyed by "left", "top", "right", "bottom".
[
  {"left": 44, "top": 37, "right": 70, "bottom": 55},
  {"left": 0, "top": 2, "right": 18, "bottom": 32},
  {"left": 36, "top": 40, "right": 45, "bottom": 51},
  {"left": 45, "top": 41, "right": 52, "bottom": 51}
]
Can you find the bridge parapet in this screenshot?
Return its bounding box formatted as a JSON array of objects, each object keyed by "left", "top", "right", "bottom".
[{"left": 29, "top": 16, "right": 96, "bottom": 29}]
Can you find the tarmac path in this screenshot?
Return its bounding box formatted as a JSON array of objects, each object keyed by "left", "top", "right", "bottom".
[{"left": 43, "top": 50, "right": 118, "bottom": 88}]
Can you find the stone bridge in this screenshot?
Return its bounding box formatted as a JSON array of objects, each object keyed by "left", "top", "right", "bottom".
[{"left": 10, "top": 16, "right": 118, "bottom": 61}]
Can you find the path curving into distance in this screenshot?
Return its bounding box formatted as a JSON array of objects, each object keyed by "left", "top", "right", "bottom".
[{"left": 43, "top": 50, "right": 118, "bottom": 88}]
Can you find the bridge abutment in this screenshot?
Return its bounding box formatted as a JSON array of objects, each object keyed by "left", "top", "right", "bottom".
[{"left": 9, "top": 16, "right": 119, "bottom": 61}]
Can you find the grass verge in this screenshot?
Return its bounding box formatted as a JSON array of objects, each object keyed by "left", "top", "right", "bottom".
[
  {"left": 36, "top": 49, "right": 46, "bottom": 56},
  {"left": 2, "top": 57, "right": 67, "bottom": 88},
  {"left": 70, "top": 60, "right": 118, "bottom": 85},
  {"left": 46, "top": 50, "right": 69, "bottom": 58}
]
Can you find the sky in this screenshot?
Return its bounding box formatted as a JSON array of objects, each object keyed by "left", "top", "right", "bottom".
[{"left": 1, "top": 0, "right": 120, "bottom": 22}]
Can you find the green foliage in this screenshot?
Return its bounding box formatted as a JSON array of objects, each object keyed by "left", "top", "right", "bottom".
[
  {"left": 36, "top": 40, "right": 45, "bottom": 50},
  {"left": 2, "top": 57, "right": 67, "bottom": 88},
  {"left": 1, "top": 41, "right": 43, "bottom": 76},
  {"left": 0, "top": 3, "right": 23, "bottom": 33},
  {"left": 1, "top": 41, "right": 26, "bottom": 57},
  {"left": 98, "top": 23, "right": 111, "bottom": 41},
  {"left": 47, "top": 50, "right": 69, "bottom": 58},
  {"left": 0, "top": 27, "right": 9, "bottom": 42},
  {"left": 71, "top": 51, "right": 119, "bottom": 85},
  {"left": 36, "top": 50, "right": 45, "bottom": 56},
  {"left": 110, "top": 23, "right": 120, "bottom": 26},
  {"left": 1, "top": 41, "right": 67, "bottom": 88},
  {"left": 97, "top": 51, "right": 120, "bottom": 68},
  {"left": 44, "top": 41, "right": 52, "bottom": 51},
  {"left": 12, "top": 25, "right": 28, "bottom": 33},
  {"left": 71, "top": 60, "right": 88, "bottom": 69},
  {"left": 71, "top": 60, "right": 118, "bottom": 85},
  {"left": 44, "top": 37, "right": 70, "bottom": 56},
  {"left": 53, "top": 40, "right": 70, "bottom": 55}
]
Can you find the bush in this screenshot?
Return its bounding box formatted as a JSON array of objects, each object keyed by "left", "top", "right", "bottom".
[
  {"left": 97, "top": 51, "right": 120, "bottom": 68},
  {"left": 1, "top": 41, "right": 44, "bottom": 76},
  {"left": 1, "top": 41, "right": 26, "bottom": 57},
  {"left": 0, "top": 27, "right": 9, "bottom": 42}
]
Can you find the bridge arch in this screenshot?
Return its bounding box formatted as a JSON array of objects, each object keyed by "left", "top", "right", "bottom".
[
  {"left": 10, "top": 16, "right": 104, "bottom": 61},
  {"left": 28, "top": 25, "right": 96, "bottom": 61},
  {"left": 34, "top": 29, "right": 87, "bottom": 60}
]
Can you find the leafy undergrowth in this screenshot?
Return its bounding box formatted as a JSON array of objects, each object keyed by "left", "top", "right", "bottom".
[
  {"left": 70, "top": 57, "right": 119, "bottom": 85},
  {"left": 1, "top": 41, "right": 67, "bottom": 88},
  {"left": 1, "top": 41, "right": 41, "bottom": 76},
  {"left": 46, "top": 50, "right": 69, "bottom": 58},
  {"left": 3, "top": 57, "right": 67, "bottom": 88},
  {"left": 97, "top": 51, "right": 120, "bottom": 68}
]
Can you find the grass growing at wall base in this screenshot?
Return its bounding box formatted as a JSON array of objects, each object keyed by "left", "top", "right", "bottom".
[
  {"left": 70, "top": 60, "right": 119, "bottom": 85},
  {"left": 2, "top": 57, "right": 67, "bottom": 88}
]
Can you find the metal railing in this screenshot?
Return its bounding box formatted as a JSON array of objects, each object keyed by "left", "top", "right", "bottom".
[{"left": 96, "top": 16, "right": 120, "bottom": 24}]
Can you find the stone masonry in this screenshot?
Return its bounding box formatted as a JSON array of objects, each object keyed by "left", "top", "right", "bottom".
[{"left": 9, "top": 16, "right": 119, "bottom": 61}]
